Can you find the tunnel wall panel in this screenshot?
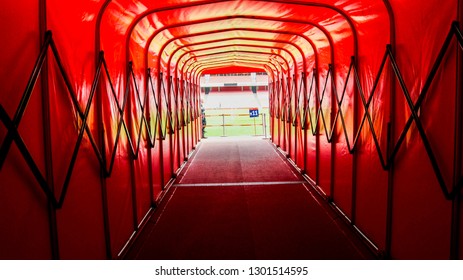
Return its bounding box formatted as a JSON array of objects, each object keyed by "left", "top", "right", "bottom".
[
  {"left": 46, "top": 58, "right": 107, "bottom": 259},
  {"left": 162, "top": 137, "right": 173, "bottom": 185},
  {"left": 332, "top": 140, "right": 353, "bottom": 219},
  {"left": 354, "top": 140, "right": 389, "bottom": 251},
  {"left": 306, "top": 135, "right": 318, "bottom": 184},
  {"left": 386, "top": 0, "right": 457, "bottom": 259},
  {"left": 0, "top": 147, "right": 52, "bottom": 259},
  {"left": 0, "top": 0, "right": 52, "bottom": 259},
  {"left": 182, "top": 124, "right": 188, "bottom": 161},
  {"left": 55, "top": 149, "right": 106, "bottom": 260},
  {"left": 105, "top": 153, "right": 135, "bottom": 257},
  {"left": 318, "top": 140, "right": 332, "bottom": 196},
  {"left": 134, "top": 148, "right": 152, "bottom": 225},
  {"left": 460, "top": 187, "right": 463, "bottom": 258},
  {"left": 173, "top": 131, "right": 180, "bottom": 172},
  {"left": 391, "top": 141, "right": 453, "bottom": 259},
  {"left": 151, "top": 139, "right": 163, "bottom": 201},
  {"left": 296, "top": 125, "right": 304, "bottom": 169},
  {"left": 289, "top": 122, "right": 296, "bottom": 162}
]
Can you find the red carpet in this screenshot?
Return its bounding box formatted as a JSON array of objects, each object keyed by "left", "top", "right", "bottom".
[
  {"left": 176, "top": 137, "right": 300, "bottom": 184},
  {"left": 125, "top": 138, "right": 373, "bottom": 259}
]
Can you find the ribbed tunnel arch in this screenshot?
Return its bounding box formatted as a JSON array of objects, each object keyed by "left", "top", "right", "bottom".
[
  {"left": 183, "top": 48, "right": 294, "bottom": 74},
  {"left": 166, "top": 33, "right": 312, "bottom": 73},
  {"left": 100, "top": 0, "right": 389, "bottom": 88},
  {"left": 139, "top": 16, "right": 335, "bottom": 75},
  {"left": 0, "top": 0, "right": 462, "bottom": 261},
  {"left": 185, "top": 53, "right": 288, "bottom": 77}
]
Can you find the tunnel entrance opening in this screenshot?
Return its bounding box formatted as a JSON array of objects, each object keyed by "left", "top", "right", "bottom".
[{"left": 200, "top": 72, "right": 270, "bottom": 137}]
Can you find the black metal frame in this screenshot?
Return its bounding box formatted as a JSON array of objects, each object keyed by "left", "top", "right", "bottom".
[
  {"left": 293, "top": 72, "right": 306, "bottom": 126},
  {"left": 297, "top": 21, "right": 463, "bottom": 201},
  {"left": 159, "top": 73, "right": 175, "bottom": 137},
  {"left": 0, "top": 21, "right": 461, "bottom": 259},
  {"left": 267, "top": 21, "right": 463, "bottom": 258},
  {"left": 0, "top": 31, "right": 172, "bottom": 209}
]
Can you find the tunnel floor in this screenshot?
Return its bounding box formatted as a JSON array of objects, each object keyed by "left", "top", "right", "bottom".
[{"left": 124, "top": 137, "right": 375, "bottom": 259}]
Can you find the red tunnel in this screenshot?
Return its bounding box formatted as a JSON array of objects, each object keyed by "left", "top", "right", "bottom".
[{"left": 0, "top": 0, "right": 462, "bottom": 260}]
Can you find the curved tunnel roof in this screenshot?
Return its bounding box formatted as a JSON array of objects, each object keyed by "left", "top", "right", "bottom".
[
  {"left": 34, "top": 0, "right": 456, "bottom": 104},
  {"left": 95, "top": 0, "right": 391, "bottom": 81}
]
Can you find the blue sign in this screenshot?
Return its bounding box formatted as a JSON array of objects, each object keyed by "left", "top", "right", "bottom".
[{"left": 249, "top": 108, "right": 259, "bottom": 118}]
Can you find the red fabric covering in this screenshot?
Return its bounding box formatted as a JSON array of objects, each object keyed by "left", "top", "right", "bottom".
[
  {"left": 0, "top": 0, "right": 461, "bottom": 260},
  {"left": 176, "top": 138, "right": 301, "bottom": 184}
]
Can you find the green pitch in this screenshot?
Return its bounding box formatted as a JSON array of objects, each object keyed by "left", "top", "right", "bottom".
[{"left": 203, "top": 108, "right": 270, "bottom": 137}]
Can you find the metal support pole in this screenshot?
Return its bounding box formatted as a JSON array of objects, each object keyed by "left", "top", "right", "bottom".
[
  {"left": 222, "top": 114, "right": 225, "bottom": 137},
  {"left": 254, "top": 117, "right": 256, "bottom": 135},
  {"left": 100, "top": 126, "right": 112, "bottom": 259},
  {"left": 450, "top": 16, "right": 463, "bottom": 260},
  {"left": 39, "top": 0, "right": 60, "bottom": 260},
  {"left": 127, "top": 64, "right": 139, "bottom": 232},
  {"left": 263, "top": 113, "right": 267, "bottom": 138}
]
